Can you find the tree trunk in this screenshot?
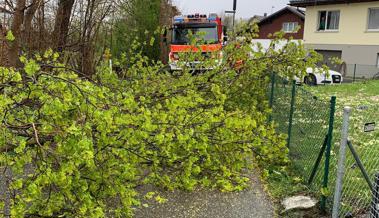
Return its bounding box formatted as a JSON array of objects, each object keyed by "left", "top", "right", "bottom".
[
  {"left": 37, "top": 1, "right": 46, "bottom": 51},
  {"left": 79, "top": 0, "right": 96, "bottom": 75},
  {"left": 52, "top": 0, "right": 75, "bottom": 52},
  {"left": 159, "top": 0, "right": 170, "bottom": 64},
  {"left": 8, "top": 0, "right": 26, "bottom": 67},
  {"left": 0, "top": 24, "right": 9, "bottom": 67},
  {"left": 23, "top": 0, "right": 41, "bottom": 52}
]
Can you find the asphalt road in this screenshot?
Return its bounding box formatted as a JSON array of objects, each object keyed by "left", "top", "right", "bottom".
[
  {"left": 0, "top": 169, "right": 274, "bottom": 218},
  {"left": 134, "top": 174, "right": 275, "bottom": 218}
]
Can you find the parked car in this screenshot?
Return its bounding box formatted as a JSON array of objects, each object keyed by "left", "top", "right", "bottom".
[{"left": 295, "top": 67, "right": 343, "bottom": 85}]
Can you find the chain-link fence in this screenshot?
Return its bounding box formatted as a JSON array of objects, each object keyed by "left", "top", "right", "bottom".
[
  {"left": 269, "top": 72, "right": 379, "bottom": 216},
  {"left": 372, "top": 174, "right": 379, "bottom": 218},
  {"left": 268, "top": 74, "right": 293, "bottom": 135},
  {"left": 268, "top": 73, "right": 337, "bottom": 211},
  {"left": 340, "top": 64, "right": 379, "bottom": 83},
  {"left": 332, "top": 104, "right": 379, "bottom": 217}
]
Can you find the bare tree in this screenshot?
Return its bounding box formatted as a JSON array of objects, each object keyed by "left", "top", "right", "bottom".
[{"left": 1, "top": 0, "right": 180, "bottom": 71}]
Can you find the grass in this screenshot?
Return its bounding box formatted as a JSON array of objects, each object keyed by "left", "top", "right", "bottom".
[
  {"left": 265, "top": 79, "right": 379, "bottom": 217},
  {"left": 306, "top": 80, "right": 379, "bottom": 217},
  {"left": 306, "top": 80, "right": 379, "bottom": 98}
]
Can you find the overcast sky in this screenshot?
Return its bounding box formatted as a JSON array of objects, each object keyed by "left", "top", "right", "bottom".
[{"left": 173, "top": 0, "right": 291, "bottom": 19}]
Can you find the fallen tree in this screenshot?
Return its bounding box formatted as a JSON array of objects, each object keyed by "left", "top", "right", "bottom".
[{"left": 0, "top": 26, "right": 322, "bottom": 217}]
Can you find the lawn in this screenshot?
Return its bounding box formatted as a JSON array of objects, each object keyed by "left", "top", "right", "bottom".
[
  {"left": 306, "top": 80, "right": 379, "bottom": 217},
  {"left": 306, "top": 80, "right": 379, "bottom": 102}
]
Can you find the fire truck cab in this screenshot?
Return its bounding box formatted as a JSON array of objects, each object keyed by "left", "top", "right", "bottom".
[{"left": 168, "top": 13, "right": 225, "bottom": 71}]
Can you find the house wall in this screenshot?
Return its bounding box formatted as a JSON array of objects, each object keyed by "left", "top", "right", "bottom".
[
  {"left": 252, "top": 39, "right": 303, "bottom": 50},
  {"left": 257, "top": 12, "right": 304, "bottom": 39},
  {"left": 305, "top": 43, "right": 379, "bottom": 66},
  {"left": 304, "top": 2, "right": 379, "bottom": 45}
]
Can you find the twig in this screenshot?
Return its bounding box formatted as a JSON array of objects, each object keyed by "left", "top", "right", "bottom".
[{"left": 32, "top": 122, "right": 42, "bottom": 147}]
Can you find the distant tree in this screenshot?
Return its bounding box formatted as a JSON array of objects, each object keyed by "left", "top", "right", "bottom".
[
  {"left": 110, "top": 0, "right": 179, "bottom": 62},
  {"left": 3, "top": 0, "right": 115, "bottom": 73},
  {"left": 109, "top": 0, "right": 159, "bottom": 61},
  {"left": 1, "top": 0, "right": 179, "bottom": 71}
]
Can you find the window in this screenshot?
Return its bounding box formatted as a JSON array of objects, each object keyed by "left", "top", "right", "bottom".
[
  {"left": 368, "top": 8, "right": 379, "bottom": 30},
  {"left": 318, "top": 10, "right": 340, "bottom": 31},
  {"left": 282, "top": 22, "right": 298, "bottom": 33},
  {"left": 172, "top": 24, "right": 219, "bottom": 45}
]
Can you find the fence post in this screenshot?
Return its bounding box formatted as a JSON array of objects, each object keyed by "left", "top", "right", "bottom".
[
  {"left": 308, "top": 135, "right": 328, "bottom": 185},
  {"left": 332, "top": 106, "right": 352, "bottom": 218},
  {"left": 353, "top": 64, "right": 357, "bottom": 83},
  {"left": 372, "top": 173, "right": 379, "bottom": 218},
  {"left": 268, "top": 72, "right": 276, "bottom": 122},
  {"left": 287, "top": 80, "right": 296, "bottom": 148},
  {"left": 321, "top": 96, "right": 337, "bottom": 213}
]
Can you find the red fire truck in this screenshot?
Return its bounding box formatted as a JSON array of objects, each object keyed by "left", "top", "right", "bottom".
[{"left": 168, "top": 13, "right": 226, "bottom": 70}]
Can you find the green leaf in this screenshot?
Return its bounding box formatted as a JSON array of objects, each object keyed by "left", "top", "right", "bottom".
[
  {"left": 24, "top": 59, "right": 40, "bottom": 76},
  {"left": 6, "top": 31, "right": 15, "bottom": 41},
  {"left": 155, "top": 195, "right": 167, "bottom": 204},
  {"left": 149, "top": 37, "right": 155, "bottom": 46}
]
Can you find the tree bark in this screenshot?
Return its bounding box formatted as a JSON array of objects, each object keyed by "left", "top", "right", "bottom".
[
  {"left": 37, "top": 1, "right": 46, "bottom": 51},
  {"left": 52, "top": 0, "right": 75, "bottom": 52},
  {"left": 8, "top": 0, "right": 26, "bottom": 67},
  {"left": 23, "top": 0, "right": 40, "bottom": 51}
]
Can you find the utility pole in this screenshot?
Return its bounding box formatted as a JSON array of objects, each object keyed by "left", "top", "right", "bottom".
[
  {"left": 233, "top": 0, "right": 236, "bottom": 27},
  {"left": 225, "top": 0, "right": 237, "bottom": 29}
]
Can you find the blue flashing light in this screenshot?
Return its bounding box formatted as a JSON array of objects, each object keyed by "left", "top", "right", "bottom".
[{"left": 174, "top": 16, "right": 185, "bottom": 22}]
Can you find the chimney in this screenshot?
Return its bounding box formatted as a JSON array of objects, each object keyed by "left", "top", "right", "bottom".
[{"left": 264, "top": 13, "right": 267, "bottom": 17}]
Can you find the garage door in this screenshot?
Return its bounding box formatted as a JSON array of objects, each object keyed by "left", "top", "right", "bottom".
[{"left": 315, "top": 50, "right": 342, "bottom": 71}]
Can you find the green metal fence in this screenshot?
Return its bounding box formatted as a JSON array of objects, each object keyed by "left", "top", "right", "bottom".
[{"left": 268, "top": 72, "right": 337, "bottom": 212}]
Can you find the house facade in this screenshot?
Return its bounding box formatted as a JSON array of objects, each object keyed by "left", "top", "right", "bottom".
[
  {"left": 290, "top": 0, "right": 379, "bottom": 71},
  {"left": 252, "top": 7, "right": 305, "bottom": 50},
  {"left": 256, "top": 6, "right": 305, "bottom": 39}
]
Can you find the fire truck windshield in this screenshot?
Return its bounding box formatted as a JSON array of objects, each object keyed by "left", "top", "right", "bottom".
[{"left": 172, "top": 23, "right": 218, "bottom": 45}]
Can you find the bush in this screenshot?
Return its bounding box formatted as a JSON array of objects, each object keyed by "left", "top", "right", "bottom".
[{"left": 0, "top": 26, "right": 321, "bottom": 217}]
